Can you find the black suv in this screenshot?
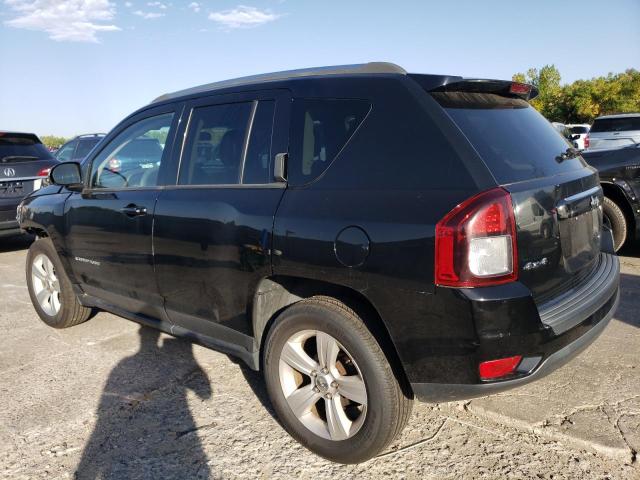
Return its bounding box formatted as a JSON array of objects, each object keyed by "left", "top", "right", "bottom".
[
  {"left": 54, "top": 133, "right": 105, "bottom": 163},
  {"left": 1, "top": 132, "right": 58, "bottom": 238},
  {"left": 18, "top": 63, "right": 620, "bottom": 463},
  {"left": 583, "top": 144, "right": 640, "bottom": 251}
]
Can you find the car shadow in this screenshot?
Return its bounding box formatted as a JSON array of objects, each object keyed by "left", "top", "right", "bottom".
[
  {"left": 75, "top": 326, "right": 212, "bottom": 479},
  {"left": 0, "top": 233, "right": 34, "bottom": 253}
]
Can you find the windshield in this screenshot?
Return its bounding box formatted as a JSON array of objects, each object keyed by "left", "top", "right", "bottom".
[
  {"left": 590, "top": 117, "right": 640, "bottom": 133},
  {"left": 433, "top": 92, "right": 587, "bottom": 184},
  {"left": 0, "top": 134, "right": 53, "bottom": 162}
]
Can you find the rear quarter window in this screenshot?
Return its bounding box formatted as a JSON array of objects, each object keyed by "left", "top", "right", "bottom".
[
  {"left": 288, "top": 98, "right": 370, "bottom": 185},
  {"left": 434, "top": 92, "right": 587, "bottom": 184}
]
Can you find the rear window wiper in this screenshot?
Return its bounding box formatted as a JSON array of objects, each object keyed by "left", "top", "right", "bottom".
[
  {"left": 1, "top": 155, "right": 40, "bottom": 163},
  {"left": 555, "top": 147, "right": 581, "bottom": 163}
]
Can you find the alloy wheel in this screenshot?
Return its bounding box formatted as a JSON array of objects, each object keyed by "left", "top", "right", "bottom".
[{"left": 278, "top": 329, "right": 367, "bottom": 441}]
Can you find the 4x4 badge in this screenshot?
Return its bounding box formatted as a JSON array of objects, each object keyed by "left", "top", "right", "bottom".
[{"left": 3, "top": 167, "right": 16, "bottom": 177}]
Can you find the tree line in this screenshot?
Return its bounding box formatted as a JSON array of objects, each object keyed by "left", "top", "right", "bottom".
[{"left": 513, "top": 66, "right": 640, "bottom": 124}]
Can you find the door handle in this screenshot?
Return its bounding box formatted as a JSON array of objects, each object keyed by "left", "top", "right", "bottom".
[{"left": 121, "top": 204, "right": 148, "bottom": 217}]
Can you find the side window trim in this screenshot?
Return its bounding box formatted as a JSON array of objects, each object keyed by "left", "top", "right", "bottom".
[
  {"left": 238, "top": 100, "right": 258, "bottom": 184},
  {"left": 82, "top": 104, "right": 182, "bottom": 191}
]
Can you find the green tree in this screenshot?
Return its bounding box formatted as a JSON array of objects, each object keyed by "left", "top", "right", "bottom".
[
  {"left": 514, "top": 67, "right": 640, "bottom": 124},
  {"left": 513, "top": 65, "right": 562, "bottom": 119},
  {"left": 40, "top": 135, "right": 68, "bottom": 149}
]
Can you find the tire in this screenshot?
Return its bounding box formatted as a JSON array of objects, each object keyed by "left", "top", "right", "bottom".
[
  {"left": 263, "top": 296, "right": 413, "bottom": 463},
  {"left": 26, "top": 237, "right": 91, "bottom": 328},
  {"left": 602, "top": 197, "right": 627, "bottom": 252}
]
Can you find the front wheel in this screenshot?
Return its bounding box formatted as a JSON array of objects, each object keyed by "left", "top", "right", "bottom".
[
  {"left": 26, "top": 238, "right": 92, "bottom": 328},
  {"left": 263, "top": 296, "right": 412, "bottom": 463}
]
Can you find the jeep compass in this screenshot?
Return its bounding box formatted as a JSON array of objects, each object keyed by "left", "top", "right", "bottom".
[{"left": 17, "top": 63, "right": 620, "bottom": 463}]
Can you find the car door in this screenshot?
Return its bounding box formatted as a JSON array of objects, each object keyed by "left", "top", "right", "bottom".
[
  {"left": 63, "top": 104, "right": 182, "bottom": 320},
  {"left": 153, "top": 90, "right": 290, "bottom": 350}
]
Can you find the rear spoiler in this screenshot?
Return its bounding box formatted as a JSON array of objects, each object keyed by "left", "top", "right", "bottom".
[{"left": 409, "top": 74, "right": 539, "bottom": 101}]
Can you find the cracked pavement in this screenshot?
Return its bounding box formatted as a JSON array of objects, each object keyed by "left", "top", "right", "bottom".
[{"left": 1, "top": 235, "right": 638, "bottom": 479}]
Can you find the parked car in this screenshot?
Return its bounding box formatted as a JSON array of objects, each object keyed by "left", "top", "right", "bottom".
[
  {"left": 566, "top": 123, "right": 590, "bottom": 150},
  {"left": 587, "top": 113, "right": 640, "bottom": 150},
  {"left": 0, "top": 132, "right": 58, "bottom": 238},
  {"left": 54, "top": 133, "right": 105, "bottom": 163},
  {"left": 583, "top": 144, "right": 640, "bottom": 251},
  {"left": 17, "top": 63, "right": 620, "bottom": 463}
]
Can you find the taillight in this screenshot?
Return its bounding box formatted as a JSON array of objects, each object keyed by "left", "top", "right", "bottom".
[
  {"left": 584, "top": 134, "right": 590, "bottom": 149},
  {"left": 37, "top": 167, "right": 51, "bottom": 177},
  {"left": 435, "top": 187, "right": 518, "bottom": 287}
]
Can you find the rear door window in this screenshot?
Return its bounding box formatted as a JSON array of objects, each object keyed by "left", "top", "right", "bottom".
[
  {"left": 179, "top": 102, "right": 253, "bottom": 186},
  {"left": 590, "top": 117, "right": 640, "bottom": 133},
  {"left": 288, "top": 98, "right": 370, "bottom": 185},
  {"left": 434, "top": 92, "right": 586, "bottom": 184}
]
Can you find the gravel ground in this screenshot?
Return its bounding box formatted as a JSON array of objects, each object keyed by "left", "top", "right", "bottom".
[{"left": 0, "top": 235, "right": 638, "bottom": 479}]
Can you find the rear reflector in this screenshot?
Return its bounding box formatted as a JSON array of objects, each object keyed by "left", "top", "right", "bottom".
[{"left": 479, "top": 355, "right": 522, "bottom": 380}]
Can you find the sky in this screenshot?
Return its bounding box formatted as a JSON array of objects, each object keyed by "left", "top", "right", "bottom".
[{"left": 0, "top": 0, "right": 639, "bottom": 137}]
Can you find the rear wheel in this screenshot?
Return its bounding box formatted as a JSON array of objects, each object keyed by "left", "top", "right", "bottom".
[
  {"left": 602, "top": 197, "right": 627, "bottom": 252},
  {"left": 263, "top": 296, "right": 412, "bottom": 463},
  {"left": 26, "top": 238, "right": 92, "bottom": 328}
]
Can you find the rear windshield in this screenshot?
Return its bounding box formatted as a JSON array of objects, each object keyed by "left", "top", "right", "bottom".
[
  {"left": 433, "top": 92, "right": 586, "bottom": 184},
  {"left": 590, "top": 117, "right": 640, "bottom": 133},
  {"left": 570, "top": 126, "right": 589, "bottom": 134},
  {"left": 0, "top": 134, "right": 53, "bottom": 163}
]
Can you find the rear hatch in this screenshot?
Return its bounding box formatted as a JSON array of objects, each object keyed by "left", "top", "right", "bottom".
[
  {"left": 426, "top": 81, "right": 603, "bottom": 302},
  {"left": 0, "top": 133, "right": 57, "bottom": 204},
  {"left": 589, "top": 116, "right": 640, "bottom": 150}
]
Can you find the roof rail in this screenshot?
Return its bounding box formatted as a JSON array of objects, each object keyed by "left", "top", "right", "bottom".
[
  {"left": 152, "top": 62, "right": 406, "bottom": 104},
  {"left": 77, "top": 133, "right": 106, "bottom": 138}
]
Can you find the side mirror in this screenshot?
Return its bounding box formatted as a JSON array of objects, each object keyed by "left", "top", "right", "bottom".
[{"left": 50, "top": 162, "right": 83, "bottom": 189}]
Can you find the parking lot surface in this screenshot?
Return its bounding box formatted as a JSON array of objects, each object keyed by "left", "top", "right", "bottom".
[{"left": 1, "top": 235, "right": 638, "bottom": 479}]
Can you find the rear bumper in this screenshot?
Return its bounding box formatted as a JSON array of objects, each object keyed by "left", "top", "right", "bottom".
[
  {"left": 411, "top": 253, "right": 620, "bottom": 403},
  {"left": 412, "top": 289, "right": 618, "bottom": 402}
]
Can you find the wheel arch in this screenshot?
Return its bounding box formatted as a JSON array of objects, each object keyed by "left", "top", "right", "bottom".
[{"left": 252, "top": 275, "right": 413, "bottom": 396}]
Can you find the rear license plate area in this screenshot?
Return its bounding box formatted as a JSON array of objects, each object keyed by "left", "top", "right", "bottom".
[
  {"left": 0, "top": 180, "right": 33, "bottom": 198},
  {"left": 559, "top": 207, "right": 601, "bottom": 273}
]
